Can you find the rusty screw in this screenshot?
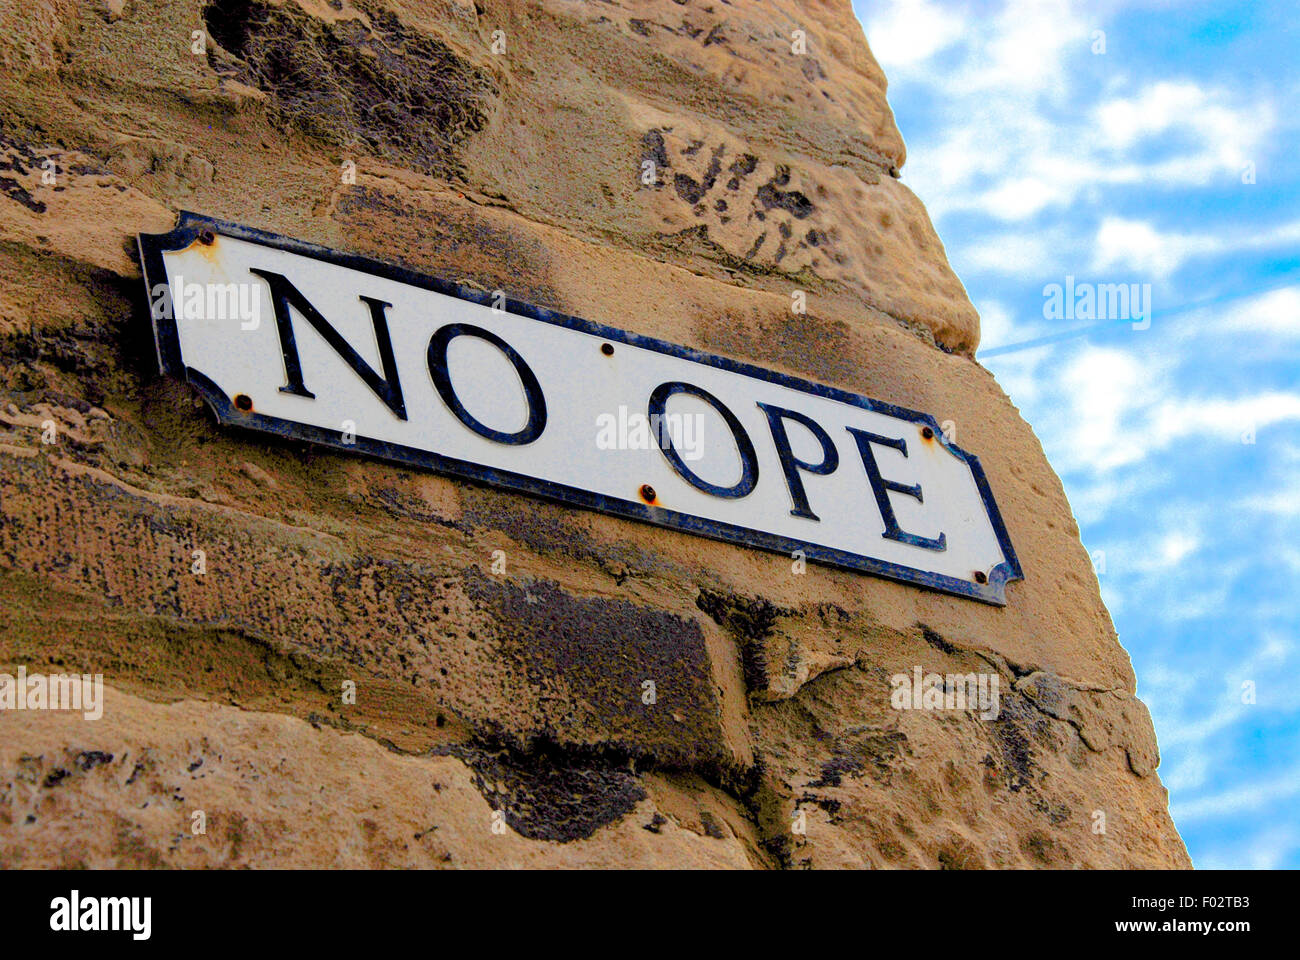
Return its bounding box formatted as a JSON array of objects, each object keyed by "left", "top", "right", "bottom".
[
  {"left": 198, "top": 229, "right": 215, "bottom": 245},
  {"left": 921, "top": 425, "right": 935, "bottom": 440},
  {"left": 973, "top": 570, "right": 988, "bottom": 584},
  {"left": 639, "top": 484, "right": 656, "bottom": 503},
  {"left": 601, "top": 342, "right": 615, "bottom": 356},
  {"left": 234, "top": 394, "right": 253, "bottom": 412}
]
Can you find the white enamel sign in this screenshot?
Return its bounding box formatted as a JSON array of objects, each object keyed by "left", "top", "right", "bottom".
[{"left": 139, "top": 214, "right": 1022, "bottom": 604}]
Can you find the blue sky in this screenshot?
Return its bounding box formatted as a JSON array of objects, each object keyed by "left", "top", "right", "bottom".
[{"left": 852, "top": 0, "right": 1300, "bottom": 868}]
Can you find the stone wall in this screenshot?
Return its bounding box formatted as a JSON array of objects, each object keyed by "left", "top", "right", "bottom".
[{"left": 0, "top": 0, "right": 1189, "bottom": 868}]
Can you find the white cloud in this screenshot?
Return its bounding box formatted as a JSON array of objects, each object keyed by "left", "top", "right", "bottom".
[
  {"left": 1092, "top": 217, "right": 1221, "bottom": 278},
  {"left": 856, "top": 2, "right": 1278, "bottom": 228},
  {"left": 865, "top": 0, "right": 966, "bottom": 69},
  {"left": 1093, "top": 80, "right": 1271, "bottom": 175},
  {"left": 978, "top": 177, "right": 1070, "bottom": 221},
  {"left": 1218, "top": 286, "right": 1300, "bottom": 337},
  {"left": 975, "top": 299, "right": 1015, "bottom": 347},
  {"left": 1006, "top": 342, "right": 1300, "bottom": 478},
  {"left": 1092, "top": 218, "right": 1300, "bottom": 279},
  {"left": 1155, "top": 530, "right": 1198, "bottom": 567},
  {"left": 962, "top": 0, "right": 1086, "bottom": 95},
  {"left": 1055, "top": 345, "right": 1161, "bottom": 473},
  {"left": 1151, "top": 391, "right": 1300, "bottom": 445}
]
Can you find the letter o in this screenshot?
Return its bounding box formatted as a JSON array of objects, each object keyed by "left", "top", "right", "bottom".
[
  {"left": 427, "top": 323, "right": 547, "bottom": 445},
  {"left": 648, "top": 381, "right": 758, "bottom": 498}
]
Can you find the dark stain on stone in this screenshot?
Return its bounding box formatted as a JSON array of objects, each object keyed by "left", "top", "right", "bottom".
[
  {"left": 804, "top": 794, "right": 842, "bottom": 817},
  {"left": 1031, "top": 796, "right": 1071, "bottom": 825},
  {"left": 992, "top": 696, "right": 1036, "bottom": 791},
  {"left": 695, "top": 588, "right": 787, "bottom": 692},
  {"left": 808, "top": 730, "right": 908, "bottom": 787},
  {"left": 1018, "top": 670, "right": 1067, "bottom": 717},
  {"left": 756, "top": 176, "right": 814, "bottom": 219},
  {"left": 674, "top": 172, "right": 705, "bottom": 205},
  {"left": 371, "top": 486, "right": 461, "bottom": 530},
  {"left": 3, "top": 299, "right": 125, "bottom": 386},
  {"left": 464, "top": 570, "right": 719, "bottom": 766},
  {"left": 730, "top": 154, "right": 758, "bottom": 178},
  {"left": 448, "top": 738, "right": 646, "bottom": 842},
  {"left": 760, "top": 833, "right": 793, "bottom": 868},
  {"left": 0, "top": 176, "right": 45, "bottom": 213},
  {"left": 673, "top": 149, "right": 723, "bottom": 206},
  {"left": 75, "top": 751, "right": 114, "bottom": 771},
  {"left": 698, "top": 810, "right": 726, "bottom": 838},
  {"left": 919, "top": 623, "right": 956, "bottom": 655},
  {"left": 641, "top": 129, "right": 669, "bottom": 174},
  {"left": 704, "top": 148, "right": 724, "bottom": 183},
  {"left": 458, "top": 487, "right": 658, "bottom": 576},
  {"left": 800, "top": 58, "right": 827, "bottom": 83},
  {"left": 202, "top": 0, "right": 495, "bottom": 175}
]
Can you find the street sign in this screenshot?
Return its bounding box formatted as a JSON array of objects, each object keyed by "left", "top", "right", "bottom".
[{"left": 138, "top": 213, "right": 1022, "bottom": 604}]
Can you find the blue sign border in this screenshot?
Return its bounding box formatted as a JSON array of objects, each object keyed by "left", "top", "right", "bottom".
[{"left": 137, "top": 212, "right": 1023, "bottom": 605}]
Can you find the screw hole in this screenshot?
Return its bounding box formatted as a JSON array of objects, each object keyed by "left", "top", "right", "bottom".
[
  {"left": 601, "top": 343, "right": 615, "bottom": 356},
  {"left": 921, "top": 426, "right": 935, "bottom": 440},
  {"left": 973, "top": 571, "right": 988, "bottom": 584},
  {"left": 234, "top": 394, "right": 253, "bottom": 412}
]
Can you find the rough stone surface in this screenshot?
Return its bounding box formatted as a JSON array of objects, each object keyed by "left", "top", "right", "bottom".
[{"left": 0, "top": 0, "right": 1188, "bottom": 868}]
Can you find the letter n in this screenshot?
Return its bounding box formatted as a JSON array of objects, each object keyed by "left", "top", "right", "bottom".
[{"left": 250, "top": 269, "right": 407, "bottom": 420}]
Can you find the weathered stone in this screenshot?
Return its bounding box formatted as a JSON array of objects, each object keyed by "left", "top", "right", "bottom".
[{"left": 0, "top": 0, "right": 1188, "bottom": 867}]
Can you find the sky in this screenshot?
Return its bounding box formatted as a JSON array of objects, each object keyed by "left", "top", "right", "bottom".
[{"left": 852, "top": 0, "right": 1300, "bottom": 869}]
